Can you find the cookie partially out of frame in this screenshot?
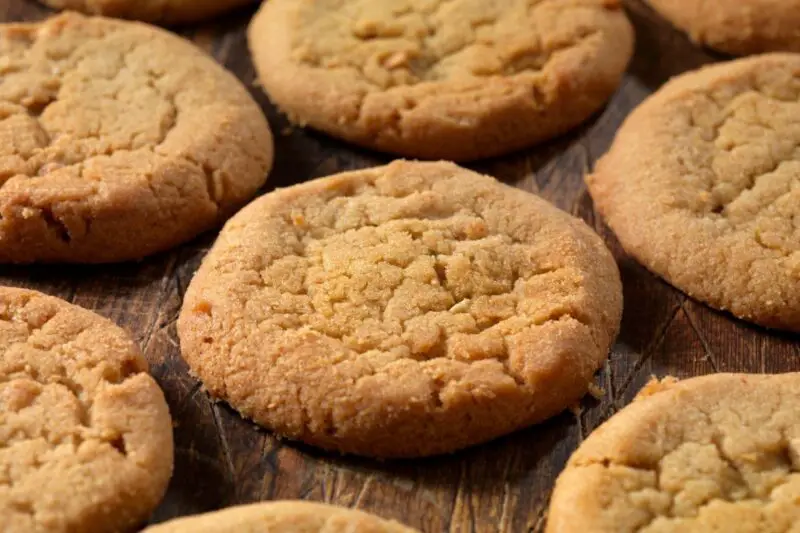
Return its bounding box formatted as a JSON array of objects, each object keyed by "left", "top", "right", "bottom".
[
  {"left": 0, "top": 287, "right": 173, "bottom": 533},
  {"left": 646, "top": 0, "right": 800, "bottom": 56},
  {"left": 248, "top": 0, "right": 633, "bottom": 161},
  {"left": 547, "top": 373, "right": 800, "bottom": 533},
  {"left": 588, "top": 54, "right": 800, "bottom": 331},
  {"left": 143, "top": 501, "right": 420, "bottom": 533},
  {"left": 178, "top": 160, "right": 622, "bottom": 458},
  {"left": 0, "top": 13, "right": 273, "bottom": 263},
  {"left": 38, "top": 0, "right": 256, "bottom": 25}
]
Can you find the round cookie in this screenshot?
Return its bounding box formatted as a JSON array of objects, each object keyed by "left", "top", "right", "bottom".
[
  {"left": 645, "top": 0, "right": 800, "bottom": 56},
  {"left": 38, "top": 0, "right": 256, "bottom": 25},
  {"left": 143, "top": 501, "right": 419, "bottom": 532},
  {"left": 587, "top": 54, "right": 800, "bottom": 332},
  {"left": 178, "top": 160, "right": 623, "bottom": 458},
  {"left": 546, "top": 373, "right": 800, "bottom": 533},
  {"left": 0, "top": 287, "right": 173, "bottom": 533},
  {"left": 247, "top": 0, "right": 634, "bottom": 161},
  {"left": 0, "top": 13, "right": 273, "bottom": 263}
]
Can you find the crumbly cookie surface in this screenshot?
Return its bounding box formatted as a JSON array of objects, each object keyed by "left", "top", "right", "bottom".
[
  {"left": 0, "top": 13, "right": 273, "bottom": 263},
  {"left": 588, "top": 54, "right": 800, "bottom": 331},
  {"left": 645, "top": 0, "right": 800, "bottom": 55},
  {"left": 547, "top": 374, "right": 800, "bottom": 533},
  {"left": 38, "top": 0, "right": 255, "bottom": 24},
  {"left": 0, "top": 287, "right": 173, "bottom": 533},
  {"left": 143, "top": 501, "right": 420, "bottom": 533},
  {"left": 248, "top": 0, "right": 633, "bottom": 161},
  {"left": 178, "top": 160, "right": 622, "bottom": 457}
]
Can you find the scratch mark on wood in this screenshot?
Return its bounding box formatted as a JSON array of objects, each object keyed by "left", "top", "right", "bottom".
[
  {"left": 613, "top": 297, "right": 684, "bottom": 408},
  {"left": 261, "top": 438, "right": 283, "bottom": 474},
  {"left": 140, "top": 255, "right": 179, "bottom": 352},
  {"left": 350, "top": 474, "right": 374, "bottom": 509},
  {"left": 210, "top": 403, "right": 236, "bottom": 486},
  {"left": 682, "top": 302, "right": 719, "bottom": 372},
  {"left": 528, "top": 489, "right": 554, "bottom": 533},
  {"left": 497, "top": 454, "right": 515, "bottom": 532},
  {"left": 447, "top": 464, "right": 469, "bottom": 533}
]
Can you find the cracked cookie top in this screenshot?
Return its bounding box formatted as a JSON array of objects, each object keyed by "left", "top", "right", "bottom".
[
  {"left": 177, "top": 160, "right": 622, "bottom": 457},
  {"left": 143, "top": 501, "right": 420, "bottom": 533},
  {"left": 248, "top": 0, "right": 633, "bottom": 161},
  {"left": 0, "top": 287, "right": 173, "bottom": 533},
  {"left": 547, "top": 373, "right": 800, "bottom": 533},
  {"left": 645, "top": 0, "right": 800, "bottom": 56},
  {"left": 0, "top": 13, "right": 273, "bottom": 263},
  {"left": 38, "top": 0, "right": 256, "bottom": 25},
  {"left": 588, "top": 54, "right": 800, "bottom": 331}
]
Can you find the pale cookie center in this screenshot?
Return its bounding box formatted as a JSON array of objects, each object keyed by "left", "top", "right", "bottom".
[
  {"left": 248, "top": 189, "right": 582, "bottom": 369},
  {"left": 0, "top": 302, "right": 141, "bottom": 518},
  {"left": 0, "top": 31, "right": 177, "bottom": 188},
  {"left": 290, "top": 0, "right": 603, "bottom": 89},
  {"left": 679, "top": 83, "right": 800, "bottom": 258}
]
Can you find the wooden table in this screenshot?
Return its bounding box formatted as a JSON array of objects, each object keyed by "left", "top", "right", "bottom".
[{"left": 2, "top": 1, "right": 798, "bottom": 531}]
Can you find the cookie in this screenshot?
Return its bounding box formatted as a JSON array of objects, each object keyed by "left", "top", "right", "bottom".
[
  {"left": 0, "top": 13, "right": 273, "bottom": 263},
  {"left": 247, "top": 0, "right": 633, "bottom": 161},
  {"left": 143, "top": 501, "right": 419, "bottom": 532},
  {"left": 38, "top": 0, "right": 255, "bottom": 25},
  {"left": 546, "top": 373, "right": 800, "bottom": 533},
  {"left": 645, "top": 0, "right": 800, "bottom": 56},
  {"left": 587, "top": 54, "right": 800, "bottom": 331},
  {"left": 0, "top": 287, "right": 173, "bottom": 533},
  {"left": 177, "top": 160, "right": 622, "bottom": 458}
]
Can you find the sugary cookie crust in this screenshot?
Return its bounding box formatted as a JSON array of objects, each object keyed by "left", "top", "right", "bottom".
[
  {"left": 178, "top": 160, "right": 622, "bottom": 457},
  {"left": 143, "top": 501, "right": 419, "bottom": 533},
  {"left": 0, "top": 13, "right": 273, "bottom": 263},
  {"left": 645, "top": 0, "right": 800, "bottom": 56},
  {"left": 0, "top": 287, "right": 173, "bottom": 533},
  {"left": 588, "top": 54, "right": 800, "bottom": 331},
  {"left": 547, "top": 373, "right": 800, "bottom": 533},
  {"left": 248, "top": 0, "right": 633, "bottom": 161}
]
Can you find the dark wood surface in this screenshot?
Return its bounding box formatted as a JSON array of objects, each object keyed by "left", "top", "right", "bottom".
[{"left": 1, "top": 1, "right": 798, "bottom": 531}]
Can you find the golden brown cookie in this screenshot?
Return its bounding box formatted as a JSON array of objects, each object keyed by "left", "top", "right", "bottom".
[
  {"left": 547, "top": 373, "right": 800, "bottom": 533},
  {"left": 38, "top": 0, "right": 256, "bottom": 25},
  {"left": 0, "top": 287, "right": 173, "bottom": 533},
  {"left": 247, "top": 0, "right": 633, "bottom": 161},
  {"left": 0, "top": 13, "right": 273, "bottom": 263},
  {"left": 645, "top": 0, "right": 800, "bottom": 56},
  {"left": 178, "top": 160, "right": 622, "bottom": 458},
  {"left": 587, "top": 54, "right": 800, "bottom": 332},
  {"left": 143, "top": 501, "right": 419, "bottom": 532}
]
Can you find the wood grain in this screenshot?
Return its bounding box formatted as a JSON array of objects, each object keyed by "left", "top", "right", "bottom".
[{"left": 0, "top": 1, "right": 798, "bottom": 531}]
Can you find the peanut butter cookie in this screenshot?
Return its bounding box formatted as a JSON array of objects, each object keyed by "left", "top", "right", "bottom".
[
  {"left": 547, "top": 373, "right": 800, "bottom": 533},
  {"left": 0, "top": 13, "right": 273, "bottom": 263},
  {"left": 248, "top": 0, "right": 633, "bottom": 161},
  {"left": 0, "top": 287, "right": 173, "bottom": 533},
  {"left": 646, "top": 0, "right": 800, "bottom": 55},
  {"left": 38, "top": 0, "right": 255, "bottom": 25},
  {"left": 588, "top": 54, "right": 800, "bottom": 331},
  {"left": 143, "top": 501, "right": 419, "bottom": 532},
  {"left": 178, "top": 160, "right": 622, "bottom": 458}
]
